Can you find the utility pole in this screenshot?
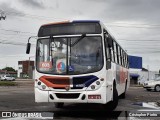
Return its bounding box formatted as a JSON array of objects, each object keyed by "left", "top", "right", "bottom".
[
  {"left": 28, "top": 56, "right": 35, "bottom": 79},
  {"left": 147, "top": 65, "right": 149, "bottom": 81}
]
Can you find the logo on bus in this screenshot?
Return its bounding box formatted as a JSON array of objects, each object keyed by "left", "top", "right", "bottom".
[
  {"left": 65, "top": 85, "right": 70, "bottom": 91},
  {"left": 57, "top": 62, "right": 65, "bottom": 71}
]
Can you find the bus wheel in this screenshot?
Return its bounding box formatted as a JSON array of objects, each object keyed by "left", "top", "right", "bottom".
[
  {"left": 104, "top": 85, "right": 118, "bottom": 111},
  {"left": 54, "top": 103, "right": 64, "bottom": 108},
  {"left": 120, "top": 81, "right": 127, "bottom": 99}
]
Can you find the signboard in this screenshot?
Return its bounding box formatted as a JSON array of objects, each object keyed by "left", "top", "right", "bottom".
[
  {"left": 56, "top": 59, "right": 66, "bottom": 73},
  {"left": 128, "top": 55, "right": 142, "bottom": 69}
]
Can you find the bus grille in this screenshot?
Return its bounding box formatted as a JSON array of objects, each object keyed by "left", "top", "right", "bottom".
[{"left": 55, "top": 93, "right": 80, "bottom": 99}]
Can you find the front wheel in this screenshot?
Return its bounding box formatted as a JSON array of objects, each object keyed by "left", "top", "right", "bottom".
[
  {"left": 155, "top": 85, "right": 160, "bottom": 92},
  {"left": 54, "top": 103, "right": 64, "bottom": 108},
  {"left": 104, "top": 85, "right": 118, "bottom": 111}
]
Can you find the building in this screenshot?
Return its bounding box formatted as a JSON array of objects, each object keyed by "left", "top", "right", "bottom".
[
  {"left": 130, "top": 68, "right": 158, "bottom": 85},
  {"left": 18, "top": 60, "right": 34, "bottom": 79}
]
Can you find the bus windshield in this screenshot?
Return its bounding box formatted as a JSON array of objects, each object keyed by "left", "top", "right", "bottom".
[{"left": 36, "top": 36, "right": 103, "bottom": 75}]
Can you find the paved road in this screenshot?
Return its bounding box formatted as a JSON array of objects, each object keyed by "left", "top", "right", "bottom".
[{"left": 0, "top": 80, "right": 160, "bottom": 119}]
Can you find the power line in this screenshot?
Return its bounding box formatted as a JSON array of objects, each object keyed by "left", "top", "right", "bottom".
[
  {"left": 0, "top": 38, "right": 35, "bottom": 46},
  {"left": 118, "top": 39, "right": 160, "bottom": 41},
  {"left": 0, "top": 28, "right": 36, "bottom": 35},
  {"left": 0, "top": 32, "right": 34, "bottom": 37},
  {"left": 5, "top": 10, "right": 65, "bottom": 21},
  {"left": 107, "top": 24, "right": 160, "bottom": 29},
  {"left": 106, "top": 22, "right": 160, "bottom": 27}
]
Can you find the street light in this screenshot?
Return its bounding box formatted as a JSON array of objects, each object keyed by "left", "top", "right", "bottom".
[{"left": 0, "top": 10, "right": 6, "bottom": 20}]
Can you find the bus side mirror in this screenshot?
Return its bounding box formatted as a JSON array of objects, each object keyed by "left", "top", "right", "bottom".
[
  {"left": 106, "top": 61, "right": 111, "bottom": 69},
  {"left": 26, "top": 43, "right": 31, "bottom": 54}
]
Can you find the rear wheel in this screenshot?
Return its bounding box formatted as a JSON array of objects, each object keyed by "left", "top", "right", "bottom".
[
  {"left": 120, "top": 81, "right": 127, "bottom": 99},
  {"left": 54, "top": 103, "right": 64, "bottom": 108},
  {"left": 104, "top": 84, "right": 118, "bottom": 111},
  {"left": 155, "top": 85, "right": 160, "bottom": 92}
]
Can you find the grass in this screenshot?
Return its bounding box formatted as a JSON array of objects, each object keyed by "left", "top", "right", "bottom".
[{"left": 0, "top": 81, "right": 18, "bottom": 86}]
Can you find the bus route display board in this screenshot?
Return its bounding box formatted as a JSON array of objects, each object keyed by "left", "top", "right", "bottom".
[{"left": 38, "top": 22, "right": 101, "bottom": 37}]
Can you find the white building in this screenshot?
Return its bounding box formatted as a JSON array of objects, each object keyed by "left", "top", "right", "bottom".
[{"left": 129, "top": 68, "right": 159, "bottom": 85}]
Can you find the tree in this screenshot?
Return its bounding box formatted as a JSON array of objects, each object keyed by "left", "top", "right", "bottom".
[{"left": 2, "top": 67, "right": 16, "bottom": 72}]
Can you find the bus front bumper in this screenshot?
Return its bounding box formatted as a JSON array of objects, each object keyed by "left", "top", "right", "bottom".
[{"left": 35, "top": 86, "right": 110, "bottom": 104}]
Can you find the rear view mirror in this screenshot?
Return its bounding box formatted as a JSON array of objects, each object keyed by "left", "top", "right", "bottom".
[{"left": 26, "top": 43, "right": 31, "bottom": 54}]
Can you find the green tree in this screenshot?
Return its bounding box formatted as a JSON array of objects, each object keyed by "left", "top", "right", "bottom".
[{"left": 2, "top": 67, "right": 16, "bottom": 72}]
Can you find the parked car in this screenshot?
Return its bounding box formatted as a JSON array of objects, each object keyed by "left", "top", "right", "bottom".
[
  {"left": 0, "top": 75, "right": 15, "bottom": 81},
  {"left": 143, "top": 76, "right": 160, "bottom": 92}
]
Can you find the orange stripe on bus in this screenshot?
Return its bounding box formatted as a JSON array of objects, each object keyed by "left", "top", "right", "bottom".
[
  {"left": 39, "top": 76, "right": 70, "bottom": 88},
  {"left": 42, "top": 21, "right": 70, "bottom": 26}
]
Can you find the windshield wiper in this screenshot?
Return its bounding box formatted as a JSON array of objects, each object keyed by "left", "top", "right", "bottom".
[{"left": 71, "top": 34, "right": 86, "bottom": 47}]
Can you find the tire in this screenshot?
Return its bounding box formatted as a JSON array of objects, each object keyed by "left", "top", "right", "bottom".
[
  {"left": 120, "top": 81, "right": 127, "bottom": 99},
  {"left": 155, "top": 85, "right": 160, "bottom": 92},
  {"left": 54, "top": 103, "right": 64, "bottom": 108},
  {"left": 104, "top": 84, "right": 119, "bottom": 111}
]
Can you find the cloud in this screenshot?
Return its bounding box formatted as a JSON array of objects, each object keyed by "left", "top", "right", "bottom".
[
  {"left": 0, "top": 2, "right": 25, "bottom": 18},
  {"left": 19, "top": 0, "right": 45, "bottom": 9},
  {"left": 102, "top": 0, "right": 160, "bottom": 23}
]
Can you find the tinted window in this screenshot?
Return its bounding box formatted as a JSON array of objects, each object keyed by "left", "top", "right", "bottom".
[{"left": 38, "top": 22, "right": 101, "bottom": 37}]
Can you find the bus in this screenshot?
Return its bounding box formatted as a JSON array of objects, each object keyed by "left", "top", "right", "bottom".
[{"left": 26, "top": 20, "right": 130, "bottom": 110}]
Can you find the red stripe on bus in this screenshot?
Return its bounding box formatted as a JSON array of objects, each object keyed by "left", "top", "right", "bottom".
[{"left": 39, "top": 76, "right": 70, "bottom": 88}]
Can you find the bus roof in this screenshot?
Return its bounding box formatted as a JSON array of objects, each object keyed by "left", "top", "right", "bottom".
[{"left": 41, "top": 20, "right": 100, "bottom": 26}]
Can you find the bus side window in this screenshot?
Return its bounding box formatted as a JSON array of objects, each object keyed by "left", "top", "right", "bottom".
[
  {"left": 121, "top": 50, "right": 124, "bottom": 67},
  {"left": 119, "top": 48, "right": 122, "bottom": 66},
  {"left": 111, "top": 40, "right": 115, "bottom": 62},
  {"left": 116, "top": 44, "right": 119, "bottom": 64},
  {"left": 127, "top": 55, "right": 129, "bottom": 68},
  {"left": 105, "top": 35, "right": 111, "bottom": 61},
  {"left": 114, "top": 42, "right": 117, "bottom": 64},
  {"left": 104, "top": 34, "right": 112, "bottom": 69}
]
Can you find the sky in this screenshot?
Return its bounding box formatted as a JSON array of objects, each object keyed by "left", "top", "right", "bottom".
[{"left": 0, "top": 0, "right": 160, "bottom": 71}]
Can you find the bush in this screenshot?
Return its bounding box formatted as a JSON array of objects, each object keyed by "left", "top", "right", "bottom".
[{"left": 0, "top": 81, "right": 17, "bottom": 86}]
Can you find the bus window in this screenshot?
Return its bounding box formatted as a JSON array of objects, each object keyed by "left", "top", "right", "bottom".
[
  {"left": 118, "top": 47, "right": 121, "bottom": 65},
  {"left": 116, "top": 44, "right": 119, "bottom": 64},
  {"left": 105, "top": 35, "right": 111, "bottom": 62},
  {"left": 111, "top": 40, "right": 115, "bottom": 62},
  {"left": 113, "top": 42, "right": 117, "bottom": 63}
]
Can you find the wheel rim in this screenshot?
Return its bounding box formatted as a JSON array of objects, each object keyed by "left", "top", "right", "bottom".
[{"left": 156, "top": 86, "right": 160, "bottom": 91}]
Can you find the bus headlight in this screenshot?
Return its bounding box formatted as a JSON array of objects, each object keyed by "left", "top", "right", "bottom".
[
  {"left": 38, "top": 81, "right": 41, "bottom": 85},
  {"left": 86, "top": 78, "right": 104, "bottom": 91},
  {"left": 36, "top": 80, "right": 49, "bottom": 91},
  {"left": 96, "top": 81, "right": 100, "bottom": 85},
  {"left": 91, "top": 85, "right": 95, "bottom": 90},
  {"left": 42, "top": 85, "right": 46, "bottom": 89}
]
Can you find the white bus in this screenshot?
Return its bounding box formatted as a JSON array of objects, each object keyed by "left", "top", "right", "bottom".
[{"left": 26, "top": 20, "right": 130, "bottom": 110}]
